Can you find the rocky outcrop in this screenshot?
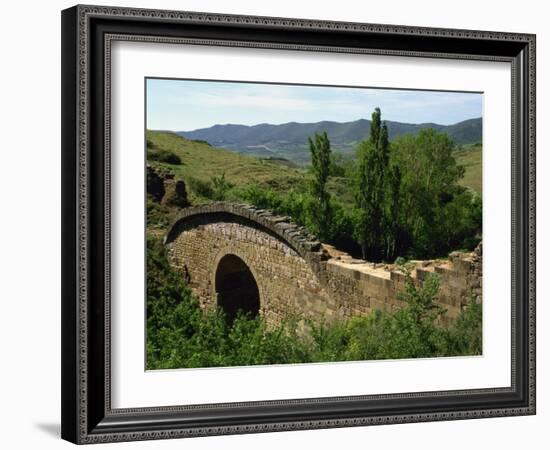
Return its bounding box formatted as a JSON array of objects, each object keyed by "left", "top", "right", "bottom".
[
  {"left": 147, "top": 164, "right": 189, "bottom": 208},
  {"left": 146, "top": 164, "right": 164, "bottom": 202},
  {"left": 161, "top": 180, "right": 189, "bottom": 208}
]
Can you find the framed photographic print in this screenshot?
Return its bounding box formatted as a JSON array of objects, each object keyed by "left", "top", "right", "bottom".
[{"left": 61, "top": 4, "right": 536, "bottom": 444}]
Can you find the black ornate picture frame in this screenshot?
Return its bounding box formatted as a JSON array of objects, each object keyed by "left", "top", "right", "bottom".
[{"left": 61, "top": 4, "right": 536, "bottom": 444}]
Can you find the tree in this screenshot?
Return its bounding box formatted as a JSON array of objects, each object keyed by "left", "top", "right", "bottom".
[
  {"left": 307, "top": 131, "right": 332, "bottom": 240},
  {"left": 390, "top": 128, "right": 475, "bottom": 257},
  {"left": 384, "top": 163, "right": 402, "bottom": 260},
  {"left": 353, "top": 108, "right": 390, "bottom": 260}
]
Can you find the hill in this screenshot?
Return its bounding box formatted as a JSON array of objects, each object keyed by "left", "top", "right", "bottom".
[
  {"left": 176, "top": 117, "right": 482, "bottom": 164},
  {"left": 146, "top": 131, "right": 305, "bottom": 202},
  {"left": 455, "top": 144, "right": 482, "bottom": 194},
  {"left": 147, "top": 131, "right": 482, "bottom": 202}
]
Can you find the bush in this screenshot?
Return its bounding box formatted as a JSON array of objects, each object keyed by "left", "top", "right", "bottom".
[
  {"left": 191, "top": 139, "right": 212, "bottom": 146},
  {"left": 187, "top": 177, "right": 214, "bottom": 199},
  {"left": 146, "top": 237, "right": 482, "bottom": 369},
  {"left": 148, "top": 148, "right": 182, "bottom": 165},
  {"left": 146, "top": 236, "right": 201, "bottom": 369},
  {"left": 440, "top": 300, "right": 482, "bottom": 355},
  {"left": 187, "top": 174, "right": 234, "bottom": 201},
  {"left": 146, "top": 195, "right": 171, "bottom": 228},
  {"left": 211, "top": 173, "right": 234, "bottom": 200}
]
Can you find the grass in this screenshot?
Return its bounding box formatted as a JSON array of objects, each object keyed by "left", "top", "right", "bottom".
[
  {"left": 147, "top": 130, "right": 482, "bottom": 203},
  {"left": 147, "top": 130, "right": 305, "bottom": 203},
  {"left": 455, "top": 144, "right": 482, "bottom": 194}
]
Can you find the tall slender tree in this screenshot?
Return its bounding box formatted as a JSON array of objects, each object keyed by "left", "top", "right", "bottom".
[
  {"left": 308, "top": 131, "right": 332, "bottom": 241},
  {"left": 353, "top": 108, "right": 390, "bottom": 260},
  {"left": 385, "top": 163, "right": 402, "bottom": 260}
]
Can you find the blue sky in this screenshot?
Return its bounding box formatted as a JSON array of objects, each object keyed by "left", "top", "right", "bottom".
[{"left": 146, "top": 78, "right": 482, "bottom": 131}]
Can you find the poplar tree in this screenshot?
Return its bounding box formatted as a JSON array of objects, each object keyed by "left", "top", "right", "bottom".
[
  {"left": 385, "top": 163, "right": 402, "bottom": 260},
  {"left": 308, "top": 131, "right": 332, "bottom": 241},
  {"left": 353, "top": 108, "right": 390, "bottom": 260}
]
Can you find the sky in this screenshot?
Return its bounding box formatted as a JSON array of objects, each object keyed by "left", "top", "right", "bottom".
[{"left": 146, "top": 78, "right": 483, "bottom": 132}]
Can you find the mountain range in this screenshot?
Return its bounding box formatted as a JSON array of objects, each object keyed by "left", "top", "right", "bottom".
[{"left": 176, "top": 117, "right": 482, "bottom": 165}]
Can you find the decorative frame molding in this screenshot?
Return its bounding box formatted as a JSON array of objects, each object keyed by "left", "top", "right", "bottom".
[{"left": 61, "top": 4, "right": 536, "bottom": 444}]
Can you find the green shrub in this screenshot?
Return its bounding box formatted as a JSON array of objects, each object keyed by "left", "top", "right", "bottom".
[
  {"left": 191, "top": 139, "right": 212, "bottom": 146},
  {"left": 148, "top": 149, "right": 182, "bottom": 165},
  {"left": 187, "top": 177, "right": 214, "bottom": 199},
  {"left": 146, "top": 195, "right": 171, "bottom": 228},
  {"left": 146, "top": 237, "right": 482, "bottom": 370},
  {"left": 187, "top": 173, "right": 234, "bottom": 201},
  {"left": 211, "top": 173, "right": 234, "bottom": 201},
  {"left": 146, "top": 236, "right": 201, "bottom": 369},
  {"left": 440, "top": 300, "right": 482, "bottom": 356}
]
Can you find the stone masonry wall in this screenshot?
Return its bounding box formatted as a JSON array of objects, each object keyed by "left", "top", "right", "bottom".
[
  {"left": 325, "top": 243, "right": 482, "bottom": 324},
  {"left": 165, "top": 213, "right": 336, "bottom": 326},
  {"left": 165, "top": 203, "right": 482, "bottom": 325}
]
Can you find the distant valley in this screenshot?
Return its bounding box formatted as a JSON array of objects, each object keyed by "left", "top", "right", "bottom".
[{"left": 176, "top": 117, "right": 482, "bottom": 165}]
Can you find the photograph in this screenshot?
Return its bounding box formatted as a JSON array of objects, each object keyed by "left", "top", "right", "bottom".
[
  {"left": 145, "top": 79, "right": 484, "bottom": 370},
  {"left": 56, "top": 3, "right": 536, "bottom": 445}
]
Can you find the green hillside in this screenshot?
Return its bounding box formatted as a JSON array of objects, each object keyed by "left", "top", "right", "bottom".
[
  {"left": 147, "top": 130, "right": 482, "bottom": 202},
  {"left": 147, "top": 130, "right": 305, "bottom": 201},
  {"left": 455, "top": 144, "right": 482, "bottom": 194}
]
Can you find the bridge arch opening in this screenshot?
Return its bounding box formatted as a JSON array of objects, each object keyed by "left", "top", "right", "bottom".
[{"left": 215, "top": 254, "right": 260, "bottom": 323}]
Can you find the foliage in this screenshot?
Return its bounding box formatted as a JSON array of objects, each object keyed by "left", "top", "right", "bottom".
[
  {"left": 439, "top": 300, "right": 482, "bottom": 355},
  {"left": 146, "top": 108, "right": 482, "bottom": 262},
  {"left": 330, "top": 152, "right": 356, "bottom": 178},
  {"left": 347, "top": 109, "right": 482, "bottom": 261},
  {"left": 235, "top": 184, "right": 310, "bottom": 224},
  {"left": 231, "top": 183, "right": 357, "bottom": 255},
  {"left": 307, "top": 131, "right": 333, "bottom": 241},
  {"left": 211, "top": 173, "right": 235, "bottom": 201},
  {"left": 390, "top": 129, "right": 481, "bottom": 258},
  {"left": 146, "top": 237, "right": 482, "bottom": 369},
  {"left": 146, "top": 195, "right": 171, "bottom": 228},
  {"left": 146, "top": 235, "right": 201, "bottom": 368},
  {"left": 190, "top": 139, "right": 212, "bottom": 146},
  {"left": 353, "top": 108, "right": 391, "bottom": 260},
  {"left": 187, "top": 173, "right": 235, "bottom": 201},
  {"left": 187, "top": 177, "right": 215, "bottom": 199},
  {"left": 147, "top": 148, "right": 182, "bottom": 165}
]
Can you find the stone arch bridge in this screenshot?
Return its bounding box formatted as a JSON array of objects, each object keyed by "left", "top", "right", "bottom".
[{"left": 165, "top": 203, "right": 481, "bottom": 325}]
